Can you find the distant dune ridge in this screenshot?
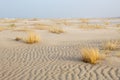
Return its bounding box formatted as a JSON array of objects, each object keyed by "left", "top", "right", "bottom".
[{"left": 0, "top": 18, "right": 120, "bottom": 80}]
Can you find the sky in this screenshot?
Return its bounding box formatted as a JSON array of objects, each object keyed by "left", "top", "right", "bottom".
[{"left": 0, "top": 0, "right": 120, "bottom": 18}]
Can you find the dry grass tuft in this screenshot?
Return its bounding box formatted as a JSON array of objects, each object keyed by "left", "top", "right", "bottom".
[
  {"left": 49, "top": 27, "right": 65, "bottom": 34},
  {"left": 103, "top": 41, "right": 118, "bottom": 50},
  {"left": 80, "top": 48, "right": 105, "bottom": 64},
  {"left": 25, "top": 32, "right": 40, "bottom": 44},
  {"left": 79, "top": 24, "right": 104, "bottom": 29}
]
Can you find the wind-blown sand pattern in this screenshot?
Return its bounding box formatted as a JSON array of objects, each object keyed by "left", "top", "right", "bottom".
[{"left": 0, "top": 18, "right": 120, "bottom": 80}]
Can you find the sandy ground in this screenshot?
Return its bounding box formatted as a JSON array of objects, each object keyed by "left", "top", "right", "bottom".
[{"left": 0, "top": 18, "right": 120, "bottom": 80}]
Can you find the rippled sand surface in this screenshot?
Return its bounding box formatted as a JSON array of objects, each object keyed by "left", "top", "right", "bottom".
[{"left": 0, "top": 18, "right": 120, "bottom": 80}]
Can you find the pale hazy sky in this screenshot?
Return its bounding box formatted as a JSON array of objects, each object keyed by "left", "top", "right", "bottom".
[{"left": 0, "top": 0, "right": 120, "bottom": 18}]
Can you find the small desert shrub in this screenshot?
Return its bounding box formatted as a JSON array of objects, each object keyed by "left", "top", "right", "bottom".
[
  {"left": 9, "top": 24, "right": 16, "bottom": 27},
  {"left": 25, "top": 32, "right": 40, "bottom": 44},
  {"left": 103, "top": 41, "right": 118, "bottom": 50},
  {"left": 49, "top": 27, "right": 65, "bottom": 34},
  {"left": 80, "top": 48, "right": 105, "bottom": 64}
]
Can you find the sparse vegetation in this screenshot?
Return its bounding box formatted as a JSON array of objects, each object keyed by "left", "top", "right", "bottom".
[
  {"left": 49, "top": 27, "right": 65, "bottom": 34},
  {"left": 104, "top": 21, "right": 110, "bottom": 25},
  {"left": 61, "top": 20, "right": 69, "bottom": 26},
  {"left": 2, "top": 19, "right": 18, "bottom": 23},
  {"left": 101, "top": 50, "right": 111, "bottom": 54},
  {"left": 25, "top": 32, "right": 40, "bottom": 44},
  {"left": 80, "top": 48, "right": 105, "bottom": 64},
  {"left": 103, "top": 41, "right": 118, "bottom": 50},
  {"left": 36, "top": 26, "right": 48, "bottom": 30},
  {"left": 33, "top": 24, "right": 49, "bottom": 30},
  {"left": 13, "top": 27, "right": 32, "bottom": 32},
  {"left": 9, "top": 24, "right": 16, "bottom": 28},
  {"left": 7, "top": 23, "right": 16, "bottom": 30},
  {"left": 102, "top": 20, "right": 110, "bottom": 26},
  {"left": 80, "top": 19, "right": 89, "bottom": 24},
  {"left": 79, "top": 24, "right": 104, "bottom": 29}
]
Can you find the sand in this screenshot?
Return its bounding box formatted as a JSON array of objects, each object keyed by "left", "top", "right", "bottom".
[{"left": 0, "top": 18, "right": 120, "bottom": 80}]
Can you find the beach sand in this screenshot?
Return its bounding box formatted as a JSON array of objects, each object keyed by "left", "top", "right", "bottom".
[{"left": 0, "top": 18, "right": 120, "bottom": 80}]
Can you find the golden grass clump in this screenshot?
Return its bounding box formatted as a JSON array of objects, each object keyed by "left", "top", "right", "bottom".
[
  {"left": 25, "top": 32, "right": 40, "bottom": 44},
  {"left": 103, "top": 41, "right": 118, "bottom": 50},
  {"left": 80, "top": 48, "right": 105, "bottom": 64},
  {"left": 49, "top": 27, "right": 65, "bottom": 34}
]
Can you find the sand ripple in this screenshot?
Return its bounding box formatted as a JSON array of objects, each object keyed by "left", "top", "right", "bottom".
[{"left": 0, "top": 42, "right": 120, "bottom": 80}]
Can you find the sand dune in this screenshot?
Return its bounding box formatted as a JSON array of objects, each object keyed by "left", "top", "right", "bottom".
[{"left": 0, "top": 18, "right": 120, "bottom": 80}]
